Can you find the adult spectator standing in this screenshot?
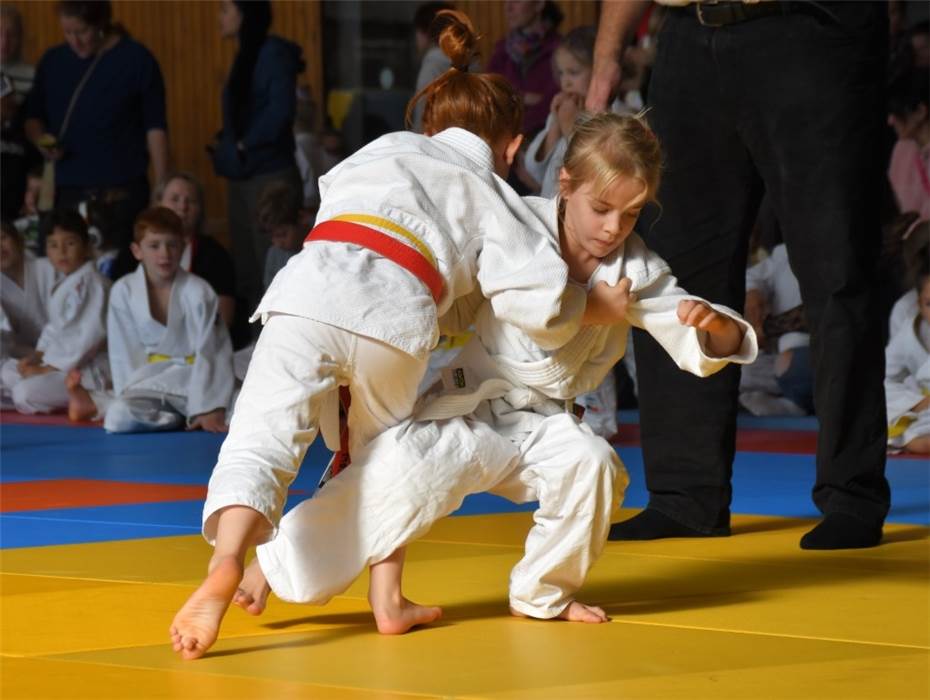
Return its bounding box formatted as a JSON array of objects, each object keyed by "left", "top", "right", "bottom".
[
  {"left": 211, "top": 0, "right": 302, "bottom": 321},
  {"left": 588, "top": 1, "right": 890, "bottom": 549},
  {"left": 0, "top": 5, "right": 34, "bottom": 103},
  {"left": 1, "top": 72, "right": 41, "bottom": 221},
  {"left": 486, "top": 0, "right": 562, "bottom": 138},
  {"left": 23, "top": 0, "right": 168, "bottom": 278}
]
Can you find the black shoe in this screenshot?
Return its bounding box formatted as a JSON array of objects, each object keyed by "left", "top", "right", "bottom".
[
  {"left": 800, "top": 512, "right": 883, "bottom": 550},
  {"left": 608, "top": 508, "right": 730, "bottom": 541}
]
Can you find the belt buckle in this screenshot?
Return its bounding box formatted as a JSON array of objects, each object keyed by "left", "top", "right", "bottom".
[{"left": 695, "top": 1, "right": 724, "bottom": 27}]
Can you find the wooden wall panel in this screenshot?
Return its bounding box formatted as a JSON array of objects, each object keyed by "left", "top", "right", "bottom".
[
  {"left": 9, "top": 1, "right": 596, "bottom": 237},
  {"left": 11, "top": 0, "right": 323, "bottom": 239}
]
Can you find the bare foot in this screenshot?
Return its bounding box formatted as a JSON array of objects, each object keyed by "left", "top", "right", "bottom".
[
  {"left": 558, "top": 601, "right": 609, "bottom": 623},
  {"left": 904, "top": 435, "right": 930, "bottom": 454},
  {"left": 232, "top": 558, "right": 270, "bottom": 616},
  {"left": 511, "top": 600, "right": 610, "bottom": 624},
  {"left": 369, "top": 595, "right": 443, "bottom": 635},
  {"left": 66, "top": 369, "right": 96, "bottom": 422},
  {"left": 169, "top": 555, "right": 242, "bottom": 660}
]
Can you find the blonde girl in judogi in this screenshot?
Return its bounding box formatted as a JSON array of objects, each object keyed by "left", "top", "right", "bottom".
[
  {"left": 232, "top": 113, "right": 757, "bottom": 629},
  {"left": 171, "top": 11, "right": 634, "bottom": 660},
  {"left": 0, "top": 221, "right": 56, "bottom": 407},
  {"left": 886, "top": 255, "right": 930, "bottom": 455},
  {"left": 0, "top": 210, "right": 108, "bottom": 415},
  {"left": 66, "top": 207, "right": 235, "bottom": 433}
]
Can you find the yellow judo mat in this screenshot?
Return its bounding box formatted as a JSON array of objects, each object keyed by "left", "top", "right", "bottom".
[{"left": 2, "top": 510, "right": 928, "bottom": 699}]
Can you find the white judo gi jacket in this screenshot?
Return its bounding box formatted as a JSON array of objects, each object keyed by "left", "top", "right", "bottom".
[
  {"left": 885, "top": 315, "right": 930, "bottom": 448},
  {"left": 205, "top": 129, "right": 588, "bottom": 544},
  {"left": 1, "top": 260, "right": 109, "bottom": 414},
  {"left": 253, "top": 128, "right": 586, "bottom": 358},
  {"left": 37, "top": 260, "right": 108, "bottom": 373},
  {"left": 255, "top": 197, "right": 758, "bottom": 619},
  {"left": 419, "top": 197, "right": 759, "bottom": 427},
  {"left": 0, "top": 253, "right": 55, "bottom": 360},
  {"left": 105, "top": 266, "right": 235, "bottom": 429}
]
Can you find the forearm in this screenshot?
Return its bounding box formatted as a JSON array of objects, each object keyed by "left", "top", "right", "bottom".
[
  {"left": 588, "top": 0, "right": 650, "bottom": 110},
  {"left": 537, "top": 121, "right": 562, "bottom": 162},
  {"left": 595, "top": 0, "right": 650, "bottom": 61},
  {"left": 146, "top": 128, "right": 170, "bottom": 185},
  {"left": 218, "top": 295, "right": 236, "bottom": 329}
]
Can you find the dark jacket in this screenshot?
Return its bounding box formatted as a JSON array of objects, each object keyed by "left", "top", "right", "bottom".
[{"left": 213, "top": 35, "right": 301, "bottom": 180}]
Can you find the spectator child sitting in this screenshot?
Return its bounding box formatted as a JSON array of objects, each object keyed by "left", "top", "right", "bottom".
[
  {"left": 740, "top": 242, "right": 813, "bottom": 416},
  {"left": 886, "top": 252, "right": 930, "bottom": 454},
  {"left": 889, "top": 221, "right": 930, "bottom": 338},
  {"left": 0, "top": 220, "right": 56, "bottom": 409},
  {"left": 887, "top": 67, "right": 930, "bottom": 222},
  {"left": 0, "top": 209, "right": 109, "bottom": 414},
  {"left": 257, "top": 180, "right": 304, "bottom": 290},
  {"left": 67, "top": 207, "right": 234, "bottom": 433},
  {"left": 154, "top": 172, "right": 238, "bottom": 333}
]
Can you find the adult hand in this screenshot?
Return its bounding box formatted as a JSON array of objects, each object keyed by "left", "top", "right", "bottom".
[
  {"left": 586, "top": 60, "right": 621, "bottom": 112},
  {"left": 585, "top": 0, "right": 650, "bottom": 112}
]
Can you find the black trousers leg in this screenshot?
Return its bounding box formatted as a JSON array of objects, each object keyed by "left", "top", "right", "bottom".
[
  {"left": 731, "top": 3, "right": 890, "bottom": 525},
  {"left": 635, "top": 3, "right": 889, "bottom": 530},
  {"left": 634, "top": 11, "right": 763, "bottom": 532}
]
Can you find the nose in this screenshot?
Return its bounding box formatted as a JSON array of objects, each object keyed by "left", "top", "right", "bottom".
[{"left": 604, "top": 212, "right": 622, "bottom": 235}]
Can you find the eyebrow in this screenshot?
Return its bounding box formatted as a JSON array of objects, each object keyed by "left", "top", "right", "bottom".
[{"left": 590, "top": 196, "right": 644, "bottom": 212}]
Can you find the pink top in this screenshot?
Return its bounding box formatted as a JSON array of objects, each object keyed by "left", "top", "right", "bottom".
[{"left": 887, "top": 138, "right": 930, "bottom": 221}]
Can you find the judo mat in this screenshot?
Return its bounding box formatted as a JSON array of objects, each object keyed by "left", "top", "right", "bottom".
[{"left": 1, "top": 412, "right": 927, "bottom": 699}]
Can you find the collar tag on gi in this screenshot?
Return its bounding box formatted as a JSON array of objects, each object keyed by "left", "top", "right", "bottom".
[{"left": 441, "top": 365, "right": 476, "bottom": 394}]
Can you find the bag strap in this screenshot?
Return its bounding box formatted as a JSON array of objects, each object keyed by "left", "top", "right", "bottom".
[{"left": 58, "top": 40, "right": 110, "bottom": 140}]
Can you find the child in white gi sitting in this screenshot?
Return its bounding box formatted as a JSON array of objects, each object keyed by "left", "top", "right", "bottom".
[
  {"left": 1, "top": 210, "right": 109, "bottom": 414},
  {"left": 66, "top": 207, "right": 234, "bottom": 433},
  {"left": 231, "top": 113, "right": 757, "bottom": 631},
  {"left": 0, "top": 221, "right": 53, "bottom": 361},
  {"left": 885, "top": 252, "right": 930, "bottom": 454}
]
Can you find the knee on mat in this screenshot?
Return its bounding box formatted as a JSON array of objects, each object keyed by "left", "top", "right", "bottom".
[
  {"left": 103, "top": 400, "right": 137, "bottom": 433},
  {"left": 11, "top": 380, "right": 47, "bottom": 414}
]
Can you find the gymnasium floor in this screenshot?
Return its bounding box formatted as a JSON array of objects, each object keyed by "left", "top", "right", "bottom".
[{"left": 1, "top": 410, "right": 927, "bottom": 699}]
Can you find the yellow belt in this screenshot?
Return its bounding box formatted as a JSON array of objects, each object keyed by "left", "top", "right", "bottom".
[
  {"left": 888, "top": 388, "right": 929, "bottom": 438},
  {"left": 147, "top": 353, "right": 195, "bottom": 365}
]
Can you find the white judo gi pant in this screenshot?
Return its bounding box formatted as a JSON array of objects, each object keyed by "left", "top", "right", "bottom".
[
  {"left": 0, "top": 356, "right": 108, "bottom": 414},
  {"left": 202, "top": 313, "right": 427, "bottom": 544},
  {"left": 98, "top": 392, "right": 188, "bottom": 433},
  {"left": 255, "top": 410, "right": 627, "bottom": 619}
]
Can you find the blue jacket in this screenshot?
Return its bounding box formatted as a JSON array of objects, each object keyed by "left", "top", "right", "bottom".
[{"left": 213, "top": 35, "right": 300, "bottom": 180}]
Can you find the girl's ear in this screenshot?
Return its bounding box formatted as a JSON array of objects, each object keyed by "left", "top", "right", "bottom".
[
  {"left": 504, "top": 134, "right": 524, "bottom": 166},
  {"left": 130, "top": 241, "right": 143, "bottom": 262},
  {"left": 558, "top": 167, "right": 573, "bottom": 198}
]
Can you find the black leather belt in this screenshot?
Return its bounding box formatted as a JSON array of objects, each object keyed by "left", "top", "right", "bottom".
[{"left": 685, "top": 1, "right": 817, "bottom": 28}]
